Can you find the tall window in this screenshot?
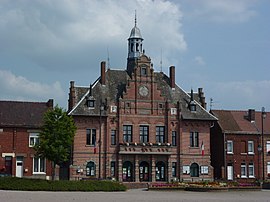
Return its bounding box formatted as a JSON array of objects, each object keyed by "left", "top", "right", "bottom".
[
  {"left": 241, "top": 163, "right": 247, "bottom": 178},
  {"left": 172, "top": 131, "right": 176, "bottom": 146},
  {"left": 123, "top": 125, "right": 132, "bottom": 142},
  {"left": 33, "top": 157, "right": 45, "bottom": 173},
  {"left": 111, "top": 130, "right": 116, "bottom": 145},
  {"left": 86, "top": 129, "right": 96, "bottom": 145},
  {"left": 227, "top": 140, "right": 233, "bottom": 154},
  {"left": 29, "top": 133, "right": 39, "bottom": 147},
  {"left": 140, "top": 125, "right": 149, "bottom": 143},
  {"left": 111, "top": 161, "right": 116, "bottom": 177},
  {"left": 266, "top": 141, "right": 270, "bottom": 154},
  {"left": 267, "top": 162, "right": 270, "bottom": 176},
  {"left": 190, "top": 132, "right": 199, "bottom": 147},
  {"left": 248, "top": 141, "right": 254, "bottom": 154},
  {"left": 141, "top": 67, "right": 147, "bottom": 76},
  {"left": 248, "top": 163, "right": 254, "bottom": 178},
  {"left": 172, "top": 162, "right": 177, "bottom": 177},
  {"left": 156, "top": 126, "right": 165, "bottom": 143},
  {"left": 86, "top": 161, "right": 95, "bottom": 176}
]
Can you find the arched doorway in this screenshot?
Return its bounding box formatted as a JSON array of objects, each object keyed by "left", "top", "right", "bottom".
[
  {"left": 190, "top": 163, "right": 199, "bottom": 177},
  {"left": 122, "top": 161, "right": 133, "bottom": 182},
  {"left": 156, "top": 161, "right": 166, "bottom": 181},
  {"left": 139, "top": 161, "right": 150, "bottom": 182}
]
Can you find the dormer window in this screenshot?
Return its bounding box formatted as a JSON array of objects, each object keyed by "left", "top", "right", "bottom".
[
  {"left": 87, "top": 100, "right": 95, "bottom": 108},
  {"left": 190, "top": 102, "right": 196, "bottom": 112}
]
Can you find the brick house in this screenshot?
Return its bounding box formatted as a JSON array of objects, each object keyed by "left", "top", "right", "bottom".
[
  {"left": 210, "top": 109, "right": 270, "bottom": 182},
  {"left": 0, "top": 99, "right": 53, "bottom": 179},
  {"left": 68, "top": 20, "right": 217, "bottom": 182}
]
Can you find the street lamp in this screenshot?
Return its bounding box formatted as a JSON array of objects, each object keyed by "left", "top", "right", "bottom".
[
  {"left": 99, "top": 100, "right": 105, "bottom": 179},
  {"left": 261, "top": 107, "right": 267, "bottom": 181}
]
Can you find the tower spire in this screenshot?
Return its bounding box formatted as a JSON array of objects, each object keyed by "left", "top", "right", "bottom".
[{"left": 135, "top": 10, "right": 137, "bottom": 27}]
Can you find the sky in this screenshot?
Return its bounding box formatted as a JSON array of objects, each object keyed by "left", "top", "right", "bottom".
[{"left": 0, "top": 0, "right": 269, "bottom": 111}]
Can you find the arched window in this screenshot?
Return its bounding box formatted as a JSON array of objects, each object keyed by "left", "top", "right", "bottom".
[
  {"left": 156, "top": 161, "right": 166, "bottom": 181},
  {"left": 131, "top": 43, "right": 134, "bottom": 52},
  {"left": 136, "top": 43, "right": 139, "bottom": 51},
  {"left": 139, "top": 161, "right": 150, "bottom": 181},
  {"left": 86, "top": 161, "right": 96, "bottom": 176},
  {"left": 190, "top": 163, "right": 199, "bottom": 177},
  {"left": 122, "top": 161, "right": 133, "bottom": 182}
]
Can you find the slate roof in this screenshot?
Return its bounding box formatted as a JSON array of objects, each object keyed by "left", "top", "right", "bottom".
[
  {"left": 69, "top": 69, "right": 216, "bottom": 121},
  {"left": 211, "top": 110, "right": 270, "bottom": 134},
  {"left": 0, "top": 100, "right": 53, "bottom": 128}
]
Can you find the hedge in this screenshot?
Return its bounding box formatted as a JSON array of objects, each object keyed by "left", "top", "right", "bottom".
[{"left": 0, "top": 177, "right": 127, "bottom": 192}]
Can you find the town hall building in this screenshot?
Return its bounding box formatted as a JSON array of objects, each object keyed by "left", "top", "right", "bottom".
[{"left": 68, "top": 19, "right": 217, "bottom": 182}]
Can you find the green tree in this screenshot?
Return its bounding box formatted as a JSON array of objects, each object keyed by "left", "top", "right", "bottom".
[{"left": 35, "top": 105, "right": 76, "bottom": 180}]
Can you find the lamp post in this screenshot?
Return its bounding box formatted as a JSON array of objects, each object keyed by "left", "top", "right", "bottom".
[
  {"left": 261, "top": 107, "right": 267, "bottom": 181},
  {"left": 258, "top": 145, "right": 262, "bottom": 181},
  {"left": 99, "top": 101, "right": 105, "bottom": 179}
]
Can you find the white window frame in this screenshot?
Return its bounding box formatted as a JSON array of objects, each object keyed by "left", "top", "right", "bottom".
[
  {"left": 241, "top": 163, "right": 247, "bottom": 178},
  {"left": 33, "top": 157, "right": 46, "bottom": 174},
  {"left": 29, "top": 133, "right": 39, "bottom": 147},
  {"left": 248, "top": 163, "right": 255, "bottom": 178},
  {"left": 183, "top": 166, "right": 190, "bottom": 175},
  {"left": 248, "top": 141, "right": 254, "bottom": 154},
  {"left": 201, "top": 166, "right": 209, "bottom": 174},
  {"left": 227, "top": 140, "right": 233, "bottom": 154},
  {"left": 110, "top": 106, "right": 117, "bottom": 113},
  {"left": 171, "top": 108, "right": 177, "bottom": 115},
  {"left": 267, "top": 162, "right": 270, "bottom": 176},
  {"left": 266, "top": 141, "right": 270, "bottom": 155}
]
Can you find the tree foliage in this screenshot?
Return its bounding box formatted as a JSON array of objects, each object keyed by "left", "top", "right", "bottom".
[{"left": 35, "top": 105, "right": 76, "bottom": 166}]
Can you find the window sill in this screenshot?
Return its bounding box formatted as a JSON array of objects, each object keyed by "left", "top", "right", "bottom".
[
  {"left": 249, "top": 176, "right": 255, "bottom": 178},
  {"left": 241, "top": 176, "right": 247, "bottom": 178},
  {"left": 241, "top": 153, "right": 247, "bottom": 155},
  {"left": 85, "top": 145, "right": 95, "bottom": 147},
  {"left": 33, "top": 172, "right": 46, "bottom": 175},
  {"left": 227, "top": 152, "right": 234, "bottom": 155},
  {"left": 248, "top": 152, "right": 255, "bottom": 155}
]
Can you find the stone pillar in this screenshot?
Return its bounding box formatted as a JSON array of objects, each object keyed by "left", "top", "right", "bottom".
[
  {"left": 151, "top": 156, "right": 156, "bottom": 182},
  {"left": 167, "top": 159, "right": 172, "bottom": 182},
  {"left": 118, "top": 158, "right": 123, "bottom": 182},
  {"left": 135, "top": 155, "right": 139, "bottom": 182}
]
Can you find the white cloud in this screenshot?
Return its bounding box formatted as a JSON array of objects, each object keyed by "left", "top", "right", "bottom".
[
  {"left": 0, "top": 69, "right": 65, "bottom": 105},
  {"left": 183, "top": 0, "right": 257, "bottom": 23},
  {"left": 209, "top": 80, "right": 270, "bottom": 110},
  {"left": 0, "top": 0, "right": 186, "bottom": 70},
  {"left": 194, "top": 56, "right": 205, "bottom": 65}
]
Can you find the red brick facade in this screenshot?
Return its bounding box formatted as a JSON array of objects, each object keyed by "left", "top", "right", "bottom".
[
  {"left": 210, "top": 109, "right": 270, "bottom": 182},
  {"left": 0, "top": 100, "right": 53, "bottom": 179}
]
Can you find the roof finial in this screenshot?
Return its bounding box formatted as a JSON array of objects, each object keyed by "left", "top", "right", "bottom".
[{"left": 135, "top": 10, "right": 137, "bottom": 27}]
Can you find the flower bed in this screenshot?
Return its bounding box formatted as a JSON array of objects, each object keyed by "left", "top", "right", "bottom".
[{"left": 148, "top": 181, "right": 261, "bottom": 192}]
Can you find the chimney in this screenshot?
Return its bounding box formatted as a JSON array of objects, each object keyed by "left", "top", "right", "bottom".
[
  {"left": 248, "top": 109, "right": 255, "bottom": 122},
  {"left": 46, "top": 99, "right": 54, "bottom": 109},
  {"left": 198, "top": 88, "right": 206, "bottom": 109},
  {"left": 100, "top": 61, "right": 106, "bottom": 85},
  {"left": 68, "top": 81, "right": 75, "bottom": 112},
  {"left": 169, "top": 66, "right": 175, "bottom": 89}
]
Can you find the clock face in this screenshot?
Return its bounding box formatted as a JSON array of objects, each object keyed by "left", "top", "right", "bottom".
[{"left": 139, "top": 85, "right": 149, "bottom": 97}]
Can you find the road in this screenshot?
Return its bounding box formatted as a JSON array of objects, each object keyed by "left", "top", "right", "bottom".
[{"left": 0, "top": 189, "right": 270, "bottom": 202}]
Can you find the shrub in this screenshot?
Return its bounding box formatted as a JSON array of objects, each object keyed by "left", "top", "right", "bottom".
[{"left": 0, "top": 177, "right": 127, "bottom": 192}]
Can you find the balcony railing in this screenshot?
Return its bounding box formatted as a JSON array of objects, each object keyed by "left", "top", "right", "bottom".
[{"left": 119, "top": 142, "right": 172, "bottom": 154}]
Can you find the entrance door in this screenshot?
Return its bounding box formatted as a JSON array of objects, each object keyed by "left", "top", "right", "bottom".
[
  {"left": 227, "top": 165, "right": 233, "bottom": 180},
  {"left": 139, "top": 161, "right": 150, "bottom": 181},
  {"left": 16, "top": 157, "right": 23, "bottom": 178},
  {"left": 122, "top": 161, "right": 133, "bottom": 182},
  {"left": 156, "top": 161, "right": 166, "bottom": 181},
  {"left": 5, "top": 156, "right": 12, "bottom": 176}
]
